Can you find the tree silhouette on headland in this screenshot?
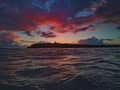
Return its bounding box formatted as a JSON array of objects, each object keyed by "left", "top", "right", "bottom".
[{"left": 27, "top": 41, "right": 120, "bottom": 48}]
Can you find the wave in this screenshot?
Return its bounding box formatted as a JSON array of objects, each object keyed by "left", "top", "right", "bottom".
[{"left": 0, "top": 48, "right": 120, "bottom": 90}]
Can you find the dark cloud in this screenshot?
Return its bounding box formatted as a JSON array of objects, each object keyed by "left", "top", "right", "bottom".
[
  {"left": 79, "top": 27, "right": 90, "bottom": 31},
  {"left": 101, "top": 39, "right": 114, "bottom": 41},
  {"left": 40, "top": 31, "right": 56, "bottom": 38},
  {"left": 78, "top": 37, "right": 105, "bottom": 45},
  {"left": 0, "top": 32, "right": 19, "bottom": 41},
  {"left": 74, "top": 25, "right": 94, "bottom": 33},
  {"left": 35, "top": 30, "right": 56, "bottom": 38},
  {"left": 117, "top": 26, "right": 120, "bottom": 30},
  {"left": 20, "top": 40, "right": 36, "bottom": 44},
  {"left": 96, "top": 0, "right": 120, "bottom": 26},
  {"left": 0, "top": 0, "right": 120, "bottom": 46},
  {"left": 0, "top": 31, "right": 19, "bottom": 48},
  {"left": 0, "top": 0, "right": 109, "bottom": 36},
  {"left": 23, "top": 31, "right": 34, "bottom": 37}
]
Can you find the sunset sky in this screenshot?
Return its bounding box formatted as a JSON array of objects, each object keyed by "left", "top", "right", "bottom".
[{"left": 0, "top": 0, "right": 120, "bottom": 47}]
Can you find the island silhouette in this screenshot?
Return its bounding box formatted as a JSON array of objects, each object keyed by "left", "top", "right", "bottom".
[{"left": 27, "top": 41, "right": 120, "bottom": 48}]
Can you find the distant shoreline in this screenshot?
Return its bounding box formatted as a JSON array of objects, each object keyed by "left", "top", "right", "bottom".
[{"left": 27, "top": 43, "right": 120, "bottom": 48}]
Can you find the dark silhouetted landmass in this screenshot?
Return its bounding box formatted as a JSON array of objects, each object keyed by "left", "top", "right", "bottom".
[{"left": 27, "top": 42, "right": 120, "bottom": 48}]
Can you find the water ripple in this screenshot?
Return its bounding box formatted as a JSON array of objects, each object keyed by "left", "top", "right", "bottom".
[{"left": 0, "top": 48, "right": 120, "bottom": 90}]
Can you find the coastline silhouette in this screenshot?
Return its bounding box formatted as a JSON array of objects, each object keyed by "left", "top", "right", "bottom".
[{"left": 28, "top": 41, "right": 120, "bottom": 48}]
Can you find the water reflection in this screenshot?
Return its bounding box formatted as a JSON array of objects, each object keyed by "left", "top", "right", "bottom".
[{"left": 0, "top": 48, "right": 120, "bottom": 90}]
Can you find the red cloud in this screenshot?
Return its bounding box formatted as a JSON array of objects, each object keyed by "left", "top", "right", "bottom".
[
  {"left": 0, "top": 31, "right": 20, "bottom": 47},
  {"left": 18, "top": 11, "right": 67, "bottom": 36},
  {"left": 0, "top": 0, "right": 119, "bottom": 41},
  {"left": 0, "top": 32, "right": 19, "bottom": 41}
]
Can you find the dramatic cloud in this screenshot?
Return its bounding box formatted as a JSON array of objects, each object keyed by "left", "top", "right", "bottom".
[
  {"left": 78, "top": 37, "right": 105, "bottom": 45},
  {"left": 35, "top": 30, "right": 56, "bottom": 38},
  {"left": 96, "top": 0, "right": 120, "bottom": 27},
  {"left": 0, "top": 0, "right": 108, "bottom": 35},
  {"left": 0, "top": 0, "right": 120, "bottom": 46},
  {"left": 75, "top": 0, "right": 107, "bottom": 18},
  {"left": 0, "top": 32, "right": 19, "bottom": 41},
  {"left": 0, "top": 31, "right": 19, "bottom": 47}
]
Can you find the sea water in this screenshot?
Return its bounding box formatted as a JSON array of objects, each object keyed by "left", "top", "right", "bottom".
[{"left": 0, "top": 48, "right": 120, "bottom": 90}]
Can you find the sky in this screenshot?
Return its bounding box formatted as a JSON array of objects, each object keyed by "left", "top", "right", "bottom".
[{"left": 0, "top": 0, "right": 120, "bottom": 47}]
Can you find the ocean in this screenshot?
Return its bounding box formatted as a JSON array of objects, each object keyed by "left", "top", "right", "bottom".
[{"left": 0, "top": 48, "right": 120, "bottom": 90}]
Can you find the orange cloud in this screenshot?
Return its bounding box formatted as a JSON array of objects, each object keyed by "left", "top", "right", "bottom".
[{"left": 0, "top": 31, "right": 19, "bottom": 42}]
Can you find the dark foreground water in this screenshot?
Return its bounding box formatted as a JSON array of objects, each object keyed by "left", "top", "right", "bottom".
[{"left": 0, "top": 48, "right": 120, "bottom": 90}]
